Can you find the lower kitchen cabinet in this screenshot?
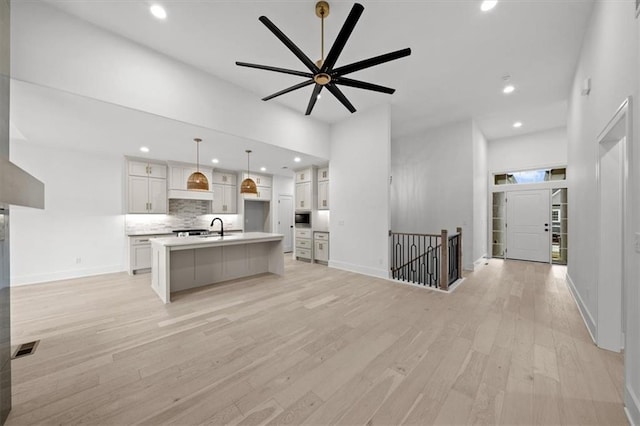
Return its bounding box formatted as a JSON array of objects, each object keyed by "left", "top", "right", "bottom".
[
  {"left": 314, "top": 232, "right": 329, "bottom": 263},
  {"left": 295, "top": 228, "right": 312, "bottom": 260},
  {"left": 128, "top": 234, "right": 172, "bottom": 274}
]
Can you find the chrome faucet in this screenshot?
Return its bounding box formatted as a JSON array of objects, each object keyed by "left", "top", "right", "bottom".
[{"left": 210, "top": 217, "right": 224, "bottom": 237}]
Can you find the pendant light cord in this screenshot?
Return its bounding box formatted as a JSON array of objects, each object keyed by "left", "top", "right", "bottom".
[{"left": 196, "top": 140, "right": 200, "bottom": 172}]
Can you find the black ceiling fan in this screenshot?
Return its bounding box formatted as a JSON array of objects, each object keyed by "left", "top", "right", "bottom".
[{"left": 236, "top": 1, "right": 411, "bottom": 116}]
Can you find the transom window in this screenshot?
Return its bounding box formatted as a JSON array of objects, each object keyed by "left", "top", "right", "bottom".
[{"left": 494, "top": 167, "right": 566, "bottom": 185}]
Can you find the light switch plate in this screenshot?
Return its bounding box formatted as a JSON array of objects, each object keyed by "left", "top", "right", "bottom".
[{"left": 635, "top": 232, "right": 640, "bottom": 254}]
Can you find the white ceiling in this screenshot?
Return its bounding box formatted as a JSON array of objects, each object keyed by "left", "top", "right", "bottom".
[
  {"left": 42, "top": 0, "right": 594, "bottom": 140},
  {"left": 10, "top": 80, "right": 326, "bottom": 176}
]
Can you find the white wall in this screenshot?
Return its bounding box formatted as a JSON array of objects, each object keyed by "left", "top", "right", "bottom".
[
  {"left": 10, "top": 141, "right": 126, "bottom": 285},
  {"left": 11, "top": 1, "right": 330, "bottom": 160},
  {"left": 391, "top": 120, "right": 475, "bottom": 270},
  {"left": 472, "top": 121, "right": 488, "bottom": 267},
  {"left": 488, "top": 127, "right": 568, "bottom": 173},
  {"left": 566, "top": 1, "right": 639, "bottom": 423},
  {"left": 329, "top": 105, "right": 390, "bottom": 279}
]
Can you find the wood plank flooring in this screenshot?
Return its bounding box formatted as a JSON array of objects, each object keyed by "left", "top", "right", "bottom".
[{"left": 6, "top": 258, "right": 627, "bottom": 425}]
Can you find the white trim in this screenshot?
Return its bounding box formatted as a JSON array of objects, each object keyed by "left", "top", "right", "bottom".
[
  {"left": 626, "top": 384, "right": 640, "bottom": 426},
  {"left": 595, "top": 97, "right": 629, "bottom": 353},
  {"left": 472, "top": 255, "right": 487, "bottom": 271},
  {"left": 388, "top": 277, "right": 466, "bottom": 294},
  {"left": 565, "top": 272, "right": 596, "bottom": 344},
  {"left": 10, "top": 264, "right": 125, "bottom": 286},
  {"left": 328, "top": 260, "right": 388, "bottom": 280}
]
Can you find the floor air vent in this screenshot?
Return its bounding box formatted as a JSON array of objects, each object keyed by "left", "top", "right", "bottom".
[{"left": 13, "top": 340, "right": 39, "bottom": 359}]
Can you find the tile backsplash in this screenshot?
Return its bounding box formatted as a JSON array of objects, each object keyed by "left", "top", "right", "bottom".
[{"left": 125, "top": 199, "right": 240, "bottom": 234}]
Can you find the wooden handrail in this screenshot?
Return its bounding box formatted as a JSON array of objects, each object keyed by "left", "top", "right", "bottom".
[{"left": 390, "top": 231, "right": 442, "bottom": 238}]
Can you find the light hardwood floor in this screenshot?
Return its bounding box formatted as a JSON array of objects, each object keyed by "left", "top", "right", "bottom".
[{"left": 7, "top": 258, "right": 627, "bottom": 425}]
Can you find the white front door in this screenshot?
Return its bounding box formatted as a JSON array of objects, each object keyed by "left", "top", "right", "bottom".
[
  {"left": 278, "top": 195, "right": 293, "bottom": 253},
  {"left": 506, "top": 189, "right": 550, "bottom": 263}
]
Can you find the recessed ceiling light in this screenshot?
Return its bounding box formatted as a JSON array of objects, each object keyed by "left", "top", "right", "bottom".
[
  {"left": 513, "top": 121, "right": 523, "bottom": 128},
  {"left": 317, "top": 94, "right": 322, "bottom": 100},
  {"left": 294, "top": 157, "right": 301, "bottom": 163},
  {"left": 150, "top": 4, "right": 167, "bottom": 20},
  {"left": 503, "top": 84, "right": 515, "bottom": 94},
  {"left": 260, "top": 167, "right": 267, "bottom": 172},
  {"left": 480, "top": 0, "right": 498, "bottom": 12},
  {"left": 139, "top": 146, "right": 150, "bottom": 153},
  {"left": 211, "top": 158, "right": 219, "bottom": 164}
]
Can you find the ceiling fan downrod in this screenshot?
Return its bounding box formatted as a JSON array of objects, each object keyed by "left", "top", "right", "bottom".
[{"left": 315, "top": 1, "right": 331, "bottom": 85}]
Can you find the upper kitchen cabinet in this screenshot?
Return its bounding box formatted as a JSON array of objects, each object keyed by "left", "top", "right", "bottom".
[
  {"left": 295, "top": 182, "right": 311, "bottom": 210},
  {"left": 295, "top": 169, "right": 311, "bottom": 184},
  {"left": 317, "top": 167, "right": 329, "bottom": 210},
  {"left": 212, "top": 172, "right": 237, "bottom": 186},
  {"left": 242, "top": 173, "right": 272, "bottom": 202},
  {"left": 212, "top": 171, "right": 238, "bottom": 214},
  {"left": 294, "top": 167, "right": 316, "bottom": 211},
  {"left": 129, "top": 160, "right": 167, "bottom": 179},
  {"left": 317, "top": 167, "right": 329, "bottom": 182},
  {"left": 126, "top": 159, "right": 167, "bottom": 214}
]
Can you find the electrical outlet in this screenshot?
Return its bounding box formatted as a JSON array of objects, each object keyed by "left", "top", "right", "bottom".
[
  {"left": 75, "top": 257, "right": 82, "bottom": 264},
  {"left": 635, "top": 232, "right": 640, "bottom": 254},
  {"left": 338, "top": 220, "right": 345, "bottom": 226}
]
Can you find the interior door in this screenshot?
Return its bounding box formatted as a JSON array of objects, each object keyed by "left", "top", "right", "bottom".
[
  {"left": 278, "top": 195, "right": 293, "bottom": 253},
  {"left": 506, "top": 189, "right": 551, "bottom": 262}
]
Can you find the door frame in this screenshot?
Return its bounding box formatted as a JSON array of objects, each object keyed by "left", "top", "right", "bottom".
[
  {"left": 488, "top": 165, "right": 568, "bottom": 263},
  {"left": 595, "top": 97, "right": 631, "bottom": 353}
]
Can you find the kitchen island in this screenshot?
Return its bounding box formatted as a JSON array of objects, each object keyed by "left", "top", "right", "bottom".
[{"left": 150, "top": 232, "right": 284, "bottom": 303}]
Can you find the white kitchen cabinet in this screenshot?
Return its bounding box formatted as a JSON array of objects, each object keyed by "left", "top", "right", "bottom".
[
  {"left": 314, "top": 232, "right": 329, "bottom": 263},
  {"left": 295, "top": 228, "right": 312, "bottom": 260},
  {"left": 212, "top": 183, "right": 237, "bottom": 214},
  {"left": 128, "top": 234, "right": 172, "bottom": 274},
  {"left": 129, "top": 160, "right": 167, "bottom": 179},
  {"left": 295, "top": 182, "right": 311, "bottom": 210},
  {"left": 318, "top": 180, "right": 329, "bottom": 210},
  {"left": 295, "top": 168, "right": 312, "bottom": 183},
  {"left": 128, "top": 176, "right": 167, "bottom": 214},
  {"left": 241, "top": 173, "right": 272, "bottom": 202},
  {"left": 243, "top": 173, "right": 272, "bottom": 188},
  {"left": 317, "top": 167, "right": 329, "bottom": 182},
  {"left": 127, "top": 159, "right": 168, "bottom": 214},
  {"left": 212, "top": 172, "right": 237, "bottom": 186}
]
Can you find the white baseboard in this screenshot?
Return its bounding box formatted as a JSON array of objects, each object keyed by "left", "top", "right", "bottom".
[
  {"left": 471, "top": 255, "right": 488, "bottom": 271},
  {"left": 11, "top": 264, "right": 125, "bottom": 286},
  {"left": 328, "top": 260, "right": 388, "bottom": 280},
  {"left": 626, "top": 384, "right": 640, "bottom": 426},
  {"left": 565, "top": 272, "right": 597, "bottom": 344}
]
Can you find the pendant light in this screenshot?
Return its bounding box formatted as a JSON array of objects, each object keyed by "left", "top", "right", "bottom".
[
  {"left": 187, "top": 138, "right": 209, "bottom": 191},
  {"left": 240, "top": 150, "right": 258, "bottom": 194}
]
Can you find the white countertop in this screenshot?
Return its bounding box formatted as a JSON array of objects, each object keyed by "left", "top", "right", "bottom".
[{"left": 150, "top": 232, "right": 284, "bottom": 250}]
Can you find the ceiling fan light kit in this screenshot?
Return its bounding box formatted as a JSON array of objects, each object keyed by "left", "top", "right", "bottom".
[
  {"left": 186, "top": 138, "right": 210, "bottom": 191},
  {"left": 236, "top": 2, "right": 411, "bottom": 116}
]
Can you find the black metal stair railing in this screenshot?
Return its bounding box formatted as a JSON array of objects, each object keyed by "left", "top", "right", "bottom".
[{"left": 390, "top": 228, "right": 462, "bottom": 291}]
